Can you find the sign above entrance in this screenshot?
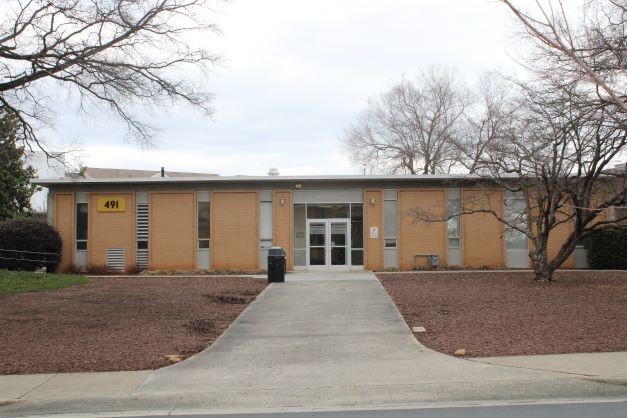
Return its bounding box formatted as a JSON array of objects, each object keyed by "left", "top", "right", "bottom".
[
  {"left": 97, "top": 196, "right": 127, "bottom": 212},
  {"left": 293, "top": 189, "right": 364, "bottom": 204}
]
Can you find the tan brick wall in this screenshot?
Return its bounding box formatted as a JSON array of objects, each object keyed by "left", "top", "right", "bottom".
[
  {"left": 398, "top": 189, "right": 447, "bottom": 270},
  {"left": 54, "top": 193, "right": 74, "bottom": 272},
  {"left": 364, "top": 190, "right": 383, "bottom": 270},
  {"left": 88, "top": 193, "right": 135, "bottom": 271},
  {"left": 150, "top": 192, "right": 196, "bottom": 269},
  {"left": 542, "top": 204, "right": 576, "bottom": 268},
  {"left": 212, "top": 191, "right": 259, "bottom": 270},
  {"left": 273, "top": 191, "right": 292, "bottom": 270},
  {"left": 462, "top": 189, "right": 504, "bottom": 267}
]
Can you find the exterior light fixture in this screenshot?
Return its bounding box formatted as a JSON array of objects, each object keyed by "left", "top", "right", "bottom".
[
  {"left": 280, "top": 196, "right": 286, "bottom": 206},
  {"left": 369, "top": 196, "right": 375, "bottom": 205}
]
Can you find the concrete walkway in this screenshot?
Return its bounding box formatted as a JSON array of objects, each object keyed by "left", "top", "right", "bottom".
[
  {"left": 1, "top": 271, "right": 626, "bottom": 416},
  {"left": 472, "top": 352, "right": 627, "bottom": 380}
]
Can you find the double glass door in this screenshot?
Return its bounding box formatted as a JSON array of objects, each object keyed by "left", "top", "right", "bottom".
[{"left": 307, "top": 219, "right": 350, "bottom": 269}]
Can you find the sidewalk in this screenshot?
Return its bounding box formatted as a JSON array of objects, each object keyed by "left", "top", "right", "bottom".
[
  {"left": 471, "top": 352, "right": 627, "bottom": 382},
  {"left": 1, "top": 272, "right": 626, "bottom": 416}
]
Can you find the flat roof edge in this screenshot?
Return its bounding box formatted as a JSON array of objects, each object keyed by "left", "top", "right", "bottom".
[{"left": 32, "top": 174, "right": 488, "bottom": 187}]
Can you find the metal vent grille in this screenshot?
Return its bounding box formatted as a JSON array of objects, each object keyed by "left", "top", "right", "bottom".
[
  {"left": 136, "top": 203, "right": 149, "bottom": 269},
  {"left": 136, "top": 204, "right": 149, "bottom": 240},
  {"left": 107, "top": 248, "right": 125, "bottom": 271},
  {"left": 136, "top": 249, "right": 148, "bottom": 270}
]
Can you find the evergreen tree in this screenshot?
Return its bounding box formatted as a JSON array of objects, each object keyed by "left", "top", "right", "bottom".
[{"left": 0, "top": 108, "right": 35, "bottom": 220}]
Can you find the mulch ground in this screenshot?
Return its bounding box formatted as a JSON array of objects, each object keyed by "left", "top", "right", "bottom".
[
  {"left": 377, "top": 271, "right": 627, "bottom": 358},
  {"left": 0, "top": 276, "right": 267, "bottom": 375}
]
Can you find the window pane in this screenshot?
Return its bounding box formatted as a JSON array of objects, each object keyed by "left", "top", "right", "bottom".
[
  {"left": 351, "top": 249, "right": 364, "bottom": 265},
  {"left": 331, "top": 247, "right": 346, "bottom": 265},
  {"left": 351, "top": 221, "right": 363, "bottom": 249},
  {"left": 505, "top": 230, "right": 528, "bottom": 250},
  {"left": 307, "top": 204, "right": 349, "bottom": 219},
  {"left": 76, "top": 203, "right": 88, "bottom": 240},
  {"left": 330, "top": 222, "right": 347, "bottom": 246},
  {"left": 448, "top": 215, "right": 460, "bottom": 238},
  {"left": 448, "top": 238, "right": 460, "bottom": 248},
  {"left": 310, "top": 247, "right": 325, "bottom": 265},
  {"left": 76, "top": 241, "right": 87, "bottom": 251},
  {"left": 198, "top": 239, "right": 210, "bottom": 249},
  {"left": 350, "top": 204, "right": 363, "bottom": 221},
  {"left": 447, "top": 199, "right": 460, "bottom": 240},
  {"left": 137, "top": 241, "right": 148, "bottom": 250},
  {"left": 504, "top": 197, "right": 527, "bottom": 229},
  {"left": 384, "top": 200, "right": 397, "bottom": 238},
  {"left": 447, "top": 198, "right": 461, "bottom": 215},
  {"left": 309, "top": 223, "right": 326, "bottom": 246},
  {"left": 198, "top": 202, "right": 210, "bottom": 239},
  {"left": 385, "top": 238, "right": 397, "bottom": 248},
  {"left": 504, "top": 195, "right": 528, "bottom": 250},
  {"left": 260, "top": 201, "right": 272, "bottom": 240}
]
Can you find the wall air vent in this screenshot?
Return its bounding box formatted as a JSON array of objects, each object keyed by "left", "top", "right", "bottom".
[{"left": 107, "top": 248, "right": 125, "bottom": 271}]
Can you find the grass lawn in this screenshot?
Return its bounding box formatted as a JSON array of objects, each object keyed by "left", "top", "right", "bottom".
[{"left": 0, "top": 269, "right": 88, "bottom": 295}]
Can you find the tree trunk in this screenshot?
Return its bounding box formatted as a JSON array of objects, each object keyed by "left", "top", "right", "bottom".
[
  {"left": 532, "top": 262, "right": 554, "bottom": 282},
  {"left": 530, "top": 244, "right": 554, "bottom": 282}
]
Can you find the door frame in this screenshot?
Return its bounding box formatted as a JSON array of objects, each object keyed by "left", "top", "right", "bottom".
[{"left": 306, "top": 218, "right": 351, "bottom": 270}]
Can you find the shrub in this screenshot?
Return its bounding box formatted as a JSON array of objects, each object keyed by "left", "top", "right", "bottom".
[
  {"left": 585, "top": 228, "right": 627, "bottom": 270},
  {"left": 0, "top": 218, "right": 62, "bottom": 271}
]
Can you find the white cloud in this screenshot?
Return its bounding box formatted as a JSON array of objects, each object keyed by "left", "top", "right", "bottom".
[{"left": 43, "top": 0, "right": 520, "bottom": 176}]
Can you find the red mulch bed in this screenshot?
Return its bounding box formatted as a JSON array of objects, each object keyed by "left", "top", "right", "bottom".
[
  {"left": 378, "top": 271, "right": 627, "bottom": 358},
  {"left": 0, "top": 276, "right": 267, "bottom": 374}
]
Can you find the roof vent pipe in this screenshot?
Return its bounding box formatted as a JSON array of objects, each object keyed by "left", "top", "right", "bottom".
[{"left": 160, "top": 167, "right": 165, "bottom": 177}]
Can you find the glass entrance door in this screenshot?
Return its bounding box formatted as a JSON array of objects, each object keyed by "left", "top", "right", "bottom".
[
  {"left": 308, "top": 221, "right": 327, "bottom": 266},
  {"left": 307, "top": 219, "right": 350, "bottom": 270}
]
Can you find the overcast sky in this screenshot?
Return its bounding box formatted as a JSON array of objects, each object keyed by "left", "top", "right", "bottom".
[{"left": 45, "top": 0, "right": 523, "bottom": 176}]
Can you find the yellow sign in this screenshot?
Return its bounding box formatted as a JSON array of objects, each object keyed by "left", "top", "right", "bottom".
[{"left": 97, "top": 196, "right": 127, "bottom": 212}]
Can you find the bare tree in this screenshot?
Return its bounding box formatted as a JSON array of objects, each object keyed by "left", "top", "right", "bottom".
[
  {"left": 500, "top": 0, "right": 626, "bottom": 117},
  {"left": 0, "top": 0, "right": 221, "bottom": 156},
  {"left": 343, "top": 66, "right": 472, "bottom": 174},
  {"left": 410, "top": 75, "right": 626, "bottom": 281},
  {"left": 482, "top": 74, "right": 625, "bottom": 281},
  {"left": 407, "top": 0, "right": 626, "bottom": 281},
  {"left": 453, "top": 72, "right": 519, "bottom": 174}
]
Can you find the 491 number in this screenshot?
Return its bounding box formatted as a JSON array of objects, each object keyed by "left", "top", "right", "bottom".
[{"left": 97, "top": 196, "right": 126, "bottom": 212}]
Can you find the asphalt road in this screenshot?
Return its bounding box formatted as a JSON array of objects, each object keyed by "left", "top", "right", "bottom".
[{"left": 140, "top": 401, "right": 627, "bottom": 418}]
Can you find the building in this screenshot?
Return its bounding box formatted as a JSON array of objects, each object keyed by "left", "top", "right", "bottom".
[
  {"left": 79, "top": 167, "right": 219, "bottom": 179},
  {"left": 24, "top": 151, "right": 65, "bottom": 213},
  {"left": 34, "top": 174, "right": 594, "bottom": 273}
]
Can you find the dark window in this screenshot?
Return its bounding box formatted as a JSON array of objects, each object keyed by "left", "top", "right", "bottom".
[
  {"left": 307, "top": 204, "right": 349, "bottom": 219},
  {"left": 198, "top": 202, "right": 210, "bottom": 239},
  {"left": 76, "top": 203, "right": 88, "bottom": 241},
  {"left": 137, "top": 241, "right": 148, "bottom": 250},
  {"left": 350, "top": 203, "right": 363, "bottom": 221},
  {"left": 351, "top": 204, "right": 364, "bottom": 265},
  {"left": 351, "top": 249, "right": 364, "bottom": 265},
  {"left": 385, "top": 238, "right": 397, "bottom": 248}
]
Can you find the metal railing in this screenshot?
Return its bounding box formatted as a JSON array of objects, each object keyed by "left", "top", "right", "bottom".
[{"left": 0, "top": 248, "right": 60, "bottom": 264}]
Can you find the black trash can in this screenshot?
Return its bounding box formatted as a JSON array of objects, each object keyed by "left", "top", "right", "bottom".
[{"left": 267, "top": 246, "right": 286, "bottom": 283}]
